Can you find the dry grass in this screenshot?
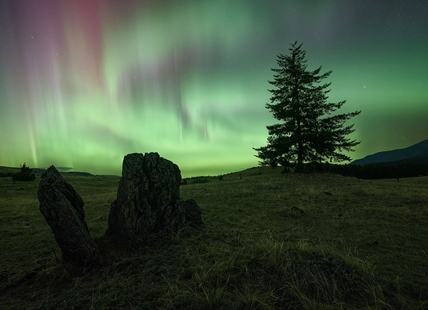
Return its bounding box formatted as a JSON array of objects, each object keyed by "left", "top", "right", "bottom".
[{"left": 0, "top": 166, "right": 427, "bottom": 309}]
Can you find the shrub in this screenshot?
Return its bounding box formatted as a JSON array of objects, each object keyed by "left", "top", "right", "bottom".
[{"left": 12, "top": 163, "right": 36, "bottom": 181}]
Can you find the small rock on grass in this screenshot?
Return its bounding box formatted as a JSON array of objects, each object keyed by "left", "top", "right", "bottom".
[{"left": 290, "top": 206, "right": 307, "bottom": 217}]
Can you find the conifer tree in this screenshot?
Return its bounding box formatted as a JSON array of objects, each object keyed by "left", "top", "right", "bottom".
[
  {"left": 254, "top": 42, "right": 361, "bottom": 172},
  {"left": 12, "top": 163, "right": 36, "bottom": 181}
]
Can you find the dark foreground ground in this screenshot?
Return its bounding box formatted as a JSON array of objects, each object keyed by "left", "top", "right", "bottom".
[{"left": 0, "top": 167, "right": 427, "bottom": 309}]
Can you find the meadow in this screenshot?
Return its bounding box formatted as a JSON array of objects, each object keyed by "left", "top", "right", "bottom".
[{"left": 0, "top": 166, "right": 427, "bottom": 309}]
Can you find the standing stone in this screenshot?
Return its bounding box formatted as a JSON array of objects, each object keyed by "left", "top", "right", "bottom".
[
  {"left": 107, "top": 152, "right": 204, "bottom": 246},
  {"left": 38, "top": 166, "right": 102, "bottom": 267}
]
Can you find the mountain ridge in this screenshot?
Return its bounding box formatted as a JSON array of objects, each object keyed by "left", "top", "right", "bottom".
[{"left": 351, "top": 139, "right": 428, "bottom": 166}]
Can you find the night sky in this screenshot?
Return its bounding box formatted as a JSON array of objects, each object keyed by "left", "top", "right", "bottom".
[{"left": 1, "top": 1, "right": 427, "bottom": 177}]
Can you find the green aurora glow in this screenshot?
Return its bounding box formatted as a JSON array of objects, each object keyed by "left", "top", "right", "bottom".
[{"left": 0, "top": 1, "right": 427, "bottom": 176}]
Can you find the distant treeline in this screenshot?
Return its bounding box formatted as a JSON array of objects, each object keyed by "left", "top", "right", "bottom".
[{"left": 297, "top": 158, "right": 428, "bottom": 179}]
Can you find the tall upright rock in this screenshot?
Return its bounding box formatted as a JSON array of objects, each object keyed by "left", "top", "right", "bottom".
[
  {"left": 38, "top": 166, "right": 102, "bottom": 267},
  {"left": 107, "top": 152, "right": 204, "bottom": 246}
]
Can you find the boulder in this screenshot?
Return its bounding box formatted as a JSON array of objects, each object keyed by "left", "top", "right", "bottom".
[
  {"left": 38, "top": 166, "right": 102, "bottom": 267},
  {"left": 107, "top": 152, "right": 204, "bottom": 246}
]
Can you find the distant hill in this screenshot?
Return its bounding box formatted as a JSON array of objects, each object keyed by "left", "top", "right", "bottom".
[
  {"left": 0, "top": 166, "right": 93, "bottom": 177},
  {"left": 32, "top": 168, "right": 47, "bottom": 174},
  {"left": 351, "top": 139, "right": 428, "bottom": 166},
  {"left": 65, "top": 171, "right": 94, "bottom": 177},
  {"left": 0, "top": 166, "right": 20, "bottom": 174}
]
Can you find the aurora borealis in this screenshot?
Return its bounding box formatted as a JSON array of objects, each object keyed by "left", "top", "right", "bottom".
[{"left": 1, "top": 1, "right": 427, "bottom": 176}]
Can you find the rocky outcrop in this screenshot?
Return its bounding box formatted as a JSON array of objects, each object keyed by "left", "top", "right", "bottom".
[
  {"left": 107, "top": 153, "right": 204, "bottom": 246},
  {"left": 38, "top": 166, "right": 102, "bottom": 267}
]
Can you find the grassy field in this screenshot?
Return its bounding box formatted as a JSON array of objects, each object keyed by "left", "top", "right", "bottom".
[{"left": 0, "top": 166, "right": 427, "bottom": 309}]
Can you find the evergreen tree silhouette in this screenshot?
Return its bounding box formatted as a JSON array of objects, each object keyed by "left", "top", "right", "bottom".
[{"left": 254, "top": 42, "right": 361, "bottom": 172}]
